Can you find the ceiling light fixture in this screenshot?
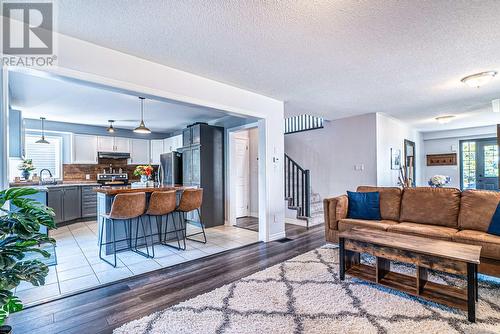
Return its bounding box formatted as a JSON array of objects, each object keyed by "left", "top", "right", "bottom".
[
  {"left": 133, "top": 97, "right": 151, "bottom": 134},
  {"left": 435, "top": 115, "right": 455, "bottom": 124},
  {"left": 106, "top": 120, "right": 116, "bottom": 133},
  {"left": 493, "top": 99, "right": 500, "bottom": 113},
  {"left": 461, "top": 71, "right": 497, "bottom": 88},
  {"left": 35, "top": 117, "right": 50, "bottom": 144}
]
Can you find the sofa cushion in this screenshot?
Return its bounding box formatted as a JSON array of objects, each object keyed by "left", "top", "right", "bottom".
[
  {"left": 453, "top": 230, "right": 500, "bottom": 260},
  {"left": 347, "top": 191, "right": 382, "bottom": 220},
  {"left": 338, "top": 218, "right": 399, "bottom": 232},
  {"left": 387, "top": 222, "right": 458, "bottom": 241},
  {"left": 459, "top": 189, "right": 500, "bottom": 232},
  {"left": 400, "top": 187, "right": 461, "bottom": 227},
  {"left": 324, "top": 195, "right": 348, "bottom": 230},
  {"left": 357, "top": 186, "right": 402, "bottom": 221}
]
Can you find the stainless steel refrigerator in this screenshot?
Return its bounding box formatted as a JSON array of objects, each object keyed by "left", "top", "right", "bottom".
[{"left": 160, "top": 151, "right": 182, "bottom": 185}]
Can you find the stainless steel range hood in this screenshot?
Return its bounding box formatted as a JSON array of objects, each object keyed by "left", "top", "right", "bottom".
[{"left": 98, "top": 152, "right": 131, "bottom": 159}]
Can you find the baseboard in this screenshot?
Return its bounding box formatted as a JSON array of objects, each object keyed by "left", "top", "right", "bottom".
[
  {"left": 249, "top": 212, "right": 259, "bottom": 218},
  {"left": 268, "top": 231, "right": 286, "bottom": 241},
  {"left": 285, "top": 217, "right": 307, "bottom": 227}
]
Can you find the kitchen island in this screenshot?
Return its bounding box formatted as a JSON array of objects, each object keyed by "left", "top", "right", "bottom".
[{"left": 94, "top": 184, "right": 196, "bottom": 254}]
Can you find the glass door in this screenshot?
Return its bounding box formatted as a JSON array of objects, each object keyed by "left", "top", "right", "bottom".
[{"left": 460, "top": 138, "right": 498, "bottom": 190}]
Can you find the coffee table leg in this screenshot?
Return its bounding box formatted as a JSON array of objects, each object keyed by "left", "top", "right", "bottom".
[
  {"left": 339, "top": 237, "right": 345, "bottom": 281},
  {"left": 475, "top": 267, "right": 478, "bottom": 302},
  {"left": 467, "top": 263, "right": 476, "bottom": 323}
]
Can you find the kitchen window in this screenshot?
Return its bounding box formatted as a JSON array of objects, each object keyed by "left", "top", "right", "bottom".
[{"left": 25, "top": 134, "right": 63, "bottom": 179}]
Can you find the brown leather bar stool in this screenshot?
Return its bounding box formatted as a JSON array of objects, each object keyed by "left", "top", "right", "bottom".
[
  {"left": 145, "top": 190, "right": 185, "bottom": 253},
  {"left": 176, "top": 188, "right": 206, "bottom": 244},
  {"left": 98, "top": 192, "right": 147, "bottom": 267}
]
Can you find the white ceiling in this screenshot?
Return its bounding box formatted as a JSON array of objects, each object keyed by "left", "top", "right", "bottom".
[
  {"left": 52, "top": 0, "right": 500, "bottom": 132},
  {"left": 9, "top": 71, "right": 230, "bottom": 133}
]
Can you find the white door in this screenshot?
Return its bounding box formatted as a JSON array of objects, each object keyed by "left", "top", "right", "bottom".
[
  {"left": 97, "top": 136, "right": 114, "bottom": 152},
  {"left": 73, "top": 134, "right": 98, "bottom": 164},
  {"left": 234, "top": 137, "right": 250, "bottom": 217},
  {"left": 150, "top": 139, "right": 164, "bottom": 164},
  {"left": 114, "top": 137, "right": 130, "bottom": 152},
  {"left": 130, "top": 139, "right": 150, "bottom": 164}
]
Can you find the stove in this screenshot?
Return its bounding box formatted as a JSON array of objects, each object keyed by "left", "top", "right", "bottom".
[{"left": 97, "top": 173, "right": 129, "bottom": 186}]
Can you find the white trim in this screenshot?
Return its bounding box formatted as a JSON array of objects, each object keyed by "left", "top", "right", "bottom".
[
  {"left": 0, "top": 68, "right": 9, "bottom": 190},
  {"left": 268, "top": 231, "right": 286, "bottom": 241}
]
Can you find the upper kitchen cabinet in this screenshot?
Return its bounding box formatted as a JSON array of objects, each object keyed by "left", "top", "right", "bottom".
[
  {"left": 97, "top": 136, "right": 130, "bottom": 152},
  {"left": 163, "top": 134, "right": 182, "bottom": 153},
  {"left": 182, "top": 125, "right": 201, "bottom": 147},
  {"left": 130, "top": 138, "right": 150, "bottom": 164},
  {"left": 72, "top": 134, "right": 98, "bottom": 164},
  {"left": 150, "top": 139, "right": 164, "bottom": 164}
]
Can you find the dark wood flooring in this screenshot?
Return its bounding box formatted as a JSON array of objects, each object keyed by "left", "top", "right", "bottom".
[
  {"left": 9, "top": 225, "right": 325, "bottom": 334},
  {"left": 235, "top": 216, "right": 309, "bottom": 239}
]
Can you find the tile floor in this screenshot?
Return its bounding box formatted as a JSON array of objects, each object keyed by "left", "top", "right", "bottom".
[{"left": 16, "top": 220, "right": 259, "bottom": 305}]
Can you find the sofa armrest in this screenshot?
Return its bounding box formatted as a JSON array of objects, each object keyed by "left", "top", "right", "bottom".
[{"left": 323, "top": 195, "right": 348, "bottom": 231}]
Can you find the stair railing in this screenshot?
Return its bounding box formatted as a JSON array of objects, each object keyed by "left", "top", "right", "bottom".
[{"left": 284, "top": 154, "right": 310, "bottom": 218}]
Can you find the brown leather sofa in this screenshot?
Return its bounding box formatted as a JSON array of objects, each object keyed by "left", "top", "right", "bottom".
[{"left": 324, "top": 186, "right": 500, "bottom": 277}]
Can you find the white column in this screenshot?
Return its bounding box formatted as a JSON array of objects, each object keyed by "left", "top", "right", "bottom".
[{"left": 0, "top": 68, "right": 9, "bottom": 190}]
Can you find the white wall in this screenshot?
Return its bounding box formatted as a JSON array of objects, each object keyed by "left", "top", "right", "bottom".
[
  {"left": 285, "top": 113, "right": 378, "bottom": 199},
  {"left": 422, "top": 125, "right": 497, "bottom": 189},
  {"left": 376, "top": 113, "right": 423, "bottom": 187},
  {"left": 4, "top": 32, "right": 286, "bottom": 241}
]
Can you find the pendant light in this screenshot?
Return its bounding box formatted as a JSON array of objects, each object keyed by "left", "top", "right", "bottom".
[
  {"left": 106, "top": 120, "right": 116, "bottom": 133},
  {"left": 35, "top": 117, "right": 50, "bottom": 144},
  {"left": 133, "top": 97, "right": 151, "bottom": 134}
]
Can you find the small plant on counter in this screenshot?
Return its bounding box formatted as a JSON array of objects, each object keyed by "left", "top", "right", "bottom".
[
  {"left": 17, "top": 159, "right": 35, "bottom": 180},
  {"left": 0, "top": 188, "right": 55, "bottom": 331},
  {"left": 133, "top": 165, "right": 154, "bottom": 182}
]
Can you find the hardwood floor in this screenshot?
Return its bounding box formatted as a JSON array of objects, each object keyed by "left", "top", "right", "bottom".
[{"left": 9, "top": 224, "right": 326, "bottom": 334}]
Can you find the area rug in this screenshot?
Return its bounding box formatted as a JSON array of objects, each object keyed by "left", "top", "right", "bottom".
[{"left": 114, "top": 245, "right": 500, "bottom": 334}]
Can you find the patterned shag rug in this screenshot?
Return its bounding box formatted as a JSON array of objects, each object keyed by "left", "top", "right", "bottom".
[{"left": 114, "top": 245, "right": 500, "bottom": 334}]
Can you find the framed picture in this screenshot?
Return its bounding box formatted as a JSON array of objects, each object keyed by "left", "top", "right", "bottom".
[{"left": 391, "top": 148, "right": 401, "bottom": 170}]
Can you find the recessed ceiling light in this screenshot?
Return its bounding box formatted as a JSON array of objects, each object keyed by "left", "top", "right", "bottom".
[
  {"left": 435, "top": 115, "right": 455, "bottom": 124},
  {"left": 461, "top": 71, "right": 497, "bottom": 88}
]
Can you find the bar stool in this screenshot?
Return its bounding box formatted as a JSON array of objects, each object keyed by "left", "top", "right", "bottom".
[
  {"left": 145, "top": 190, "right": 185, "bottom": 253},
  {"left": 176, "top": 188, "right": 206, "bottom": 244},
  {"left": 98, "top": 192, "right": 147, "bottom": 267}
]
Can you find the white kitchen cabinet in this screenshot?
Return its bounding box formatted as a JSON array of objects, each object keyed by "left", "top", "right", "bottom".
[
  {"left": 163, "top": 134, "right": 183, "bottom": 153},
  {"left": 97, "top": 136, "right": 114, "bottom": 152},
  {"left": 150, "top": 139, "right": 164, "bottom": 164},
  {"left": 97, "top": 136, "right": 130, "bottom": 152},
  {"left": 114, "top": 137, "right": 130, "bottom": 152},
  {"left": 73, "top": 134, "right": 98, "bottom": 164},
  {"left": 130, "top": 139, "right": 150, "bottom": 164}
]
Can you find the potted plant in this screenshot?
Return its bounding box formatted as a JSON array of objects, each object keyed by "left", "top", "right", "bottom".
[
  {"left": 0, "top": 188, "right": 56, "bottom": 333},
  {"left": 133, "top": 165, "right": 154, "bottom": 183},
  {"left": 428, "top": 175, "right": 451, "bottom": 187},
  {"left": 17, "top": 159, "right": 35, "bottom": 181}
]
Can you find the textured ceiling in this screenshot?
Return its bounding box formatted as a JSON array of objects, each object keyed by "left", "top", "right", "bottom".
[
  {"left": 9, "top": 71, "right": 229, "bottom": 132},
  {"left": 53, "top": 0, "right": 500, "bottom": 131}
]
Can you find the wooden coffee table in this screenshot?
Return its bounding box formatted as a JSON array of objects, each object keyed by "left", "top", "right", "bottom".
[{"left": 338, "top": 228, "right": 482, "bottom": 322}]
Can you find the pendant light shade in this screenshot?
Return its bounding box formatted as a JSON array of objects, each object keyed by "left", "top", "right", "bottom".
[
  {"left": 106, "top": 120, "right": 116, "bottom": 133},
  {"left": 35, "top": 117, "right": 50, "bottom": 144},
  {"left": 133, "top": 97, "right": 151, "bottom": 134}
]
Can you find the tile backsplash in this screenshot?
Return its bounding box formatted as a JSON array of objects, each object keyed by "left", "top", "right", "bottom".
[{"left": 63, "top": 161, "right": 158, "bottom": 181}]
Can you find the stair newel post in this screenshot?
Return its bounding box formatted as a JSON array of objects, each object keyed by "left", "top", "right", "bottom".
[{"left": 305, "top": 169, "right": 310, "bottom": 219}]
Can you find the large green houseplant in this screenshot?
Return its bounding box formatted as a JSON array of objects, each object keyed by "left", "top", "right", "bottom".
[{"left": 0, "top": 188, "right": 55, "bottom": 332}]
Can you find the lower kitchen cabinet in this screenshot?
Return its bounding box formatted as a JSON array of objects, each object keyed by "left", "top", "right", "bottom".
[{"left": 47, "top": 185, "right": 97, "bottom": 224}]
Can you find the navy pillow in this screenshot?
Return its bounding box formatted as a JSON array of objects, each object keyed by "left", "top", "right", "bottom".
[
  {"left": 347, "top": 191, "right": 382, "bottom": 220},
  {"left": 487, "top": 202, "right": 500, "bottom": 236}
]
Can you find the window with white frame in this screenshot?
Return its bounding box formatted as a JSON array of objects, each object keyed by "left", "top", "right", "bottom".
[{"left": 24, "top": 134, "right": 62, "bottom": 179}]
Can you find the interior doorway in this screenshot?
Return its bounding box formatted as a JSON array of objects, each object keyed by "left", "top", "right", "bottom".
[
  {"left": 229, "top": 126, "right": 260, "bottom": 232},
  {"left": 460, "top": 138, "right": 499, "bottom": 190}
]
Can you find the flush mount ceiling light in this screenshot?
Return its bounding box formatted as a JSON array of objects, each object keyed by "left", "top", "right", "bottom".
[
  {"left": 106, "top": 120, "right": 116, "bottom": 133},
  {"left": 435, "top": 115, "right": 456, "bottom": 124},
  {"left": 461, "top": 71, "right": 497, "bottom": 88},
  {"left": 493, "top": 99, "right": 500, "bottom": 113},
  {"left": 133, "top": 97, "right": 151, "bottom": 134},
  {"left": 35, "top": 117, "right": 50, "bottom": 144}
]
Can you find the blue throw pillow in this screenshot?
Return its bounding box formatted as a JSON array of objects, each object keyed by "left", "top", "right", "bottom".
[
  {"left": 487, "top": 202, "right": 500, "bottom": 236},
  {"left": 347, "top": 191, "right": 382, "bottom": 220}
]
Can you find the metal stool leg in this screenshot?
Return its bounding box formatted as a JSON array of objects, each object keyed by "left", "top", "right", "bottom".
[
  {"left": 99, "top": 217, "right": 117, "bottom": 267},
  {"left": 185, "top": 209, "right": 207, "bottom": 244},
  {"left": 161, "top": 212, "right": 184, "bottom": 250},
  {"left": 132, "top": 216, "right": 154, "bottom": 258}
]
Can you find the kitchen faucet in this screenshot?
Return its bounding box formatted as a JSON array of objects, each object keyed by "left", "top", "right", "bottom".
[{"left": 40, "top": 169, "right": 53, "bottom": 180}]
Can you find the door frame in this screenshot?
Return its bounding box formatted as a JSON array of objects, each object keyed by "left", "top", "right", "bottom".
[{"left": 459, "top": 137, "right": 497, "bottom": 190}]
